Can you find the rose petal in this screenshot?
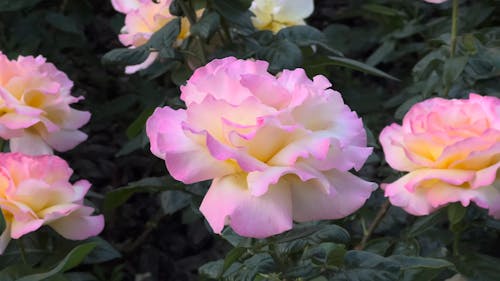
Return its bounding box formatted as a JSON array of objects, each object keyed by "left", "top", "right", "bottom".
[
  {"left": 125, "top": 52, "right": 158, "bottom": 74},
  {"left": 199, "top": 173, "right": 293, "bottom": 238},
  {"left": 291, "top": 169, "right": 377, "bottom": 221},
  {"left": 146, "top": 107, "right": 237, "bottom": 183},
  {"left": 49, "top": 207, "right": 104, "bottom": 240}
]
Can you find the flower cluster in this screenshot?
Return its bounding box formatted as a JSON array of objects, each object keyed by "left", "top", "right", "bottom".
[
  {"left": 0, "top": 153, "right": 104, "bottom": 253},
  {"left": 380, "top": 94, "right": 500, "bottom": 218},
  {"left": 147, "top": 57, "right": 376, "bottom": 238},
  {"left": 0, "top": 52, "right": 90, "bottom": 155}
]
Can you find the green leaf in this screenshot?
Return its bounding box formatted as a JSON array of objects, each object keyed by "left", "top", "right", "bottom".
[
  {"left": 126, "top": 107, "right": 155, "bottom": 139},
  {"left": 443, "top": 56, "right": 468, "bottom": 86},
  {"left": 277, "top": 25, "right": 343, "bottom": 56},
  {"left": 146, "top": 18, "right": 180, "bottom": 51},
  {"left": 274, "top": 223, "right": 350, "bottom": 245},
  {"left": 0, "top": 0, "right": 42, "bottom": 11},
  {"left": 412, "top": 50, "right": 446, "bottom": 79},
  {"left": 115, "top": 131, "right": 148, "bottom": 157},
  {"left": 447, "top": 203, "right": 467, "bottom": 226},
  {"left": 366, "top": 41, "right": 396, "bottom": 66},
  {"left": 211, "top": 0, "right": 253, "bottom": 31},
  {"left": 485, "top": 219, "right": 500, "bottom": 230},
  {"left": 101, "top": 47, "right": 149, "bottom": 66},
  {"left": 332, "top": 251, "right": 400, "bottom": 281},
  {"left": 407, "top": 208, "right": 446, "bottom": 237},
  {"left": 199, "top": 260, "right": 223, "bottom": 279},
  {"left": 277, "top": 26, "right": 325, "bottom": 46},
  {"left": 160, "top": 190, "right": 191, "bottom": 215},
  {"left": 256, "top": 39, "right": 302, "bottom": 72},
  {"left": 45, "top": 13, "right": 82, "bottom": 34},
  {"left": 361, "top": 4, "right": 406, "bottom": 17},
  {"left": 170, "top": 63, "right": 193, "bottom": 86},
  {"left": 83, "top": 237, "right": 121, "bottom": 264},
  {"left": 456, "top": 253, "right": 500, "bottom": 281},
  {"left": 223, "top": 247, "right": 246, "bottom": 272},
  {"left": 191, "top": 11, "right": 220, "bottom": 39},
  {"left": 390, "top": 255, "right": 453, "bottom": 270},
  {"left": 221, "top": 228, "right": 255, "bottom": 248},
  {"left": 223, "top": 253, "right": 274, "bottom": 280},
  {"left": 103, "top": 177, "right": 169, "bottom": 215},
  {"left": 17, "top": 243, "right": 97, "bottom": 281},
  {"left": 312, "top": 56, "right": 399, "bottom": 81}
]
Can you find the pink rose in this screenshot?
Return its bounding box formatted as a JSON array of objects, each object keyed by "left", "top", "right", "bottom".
[
  {"left": 380, "top": 94, "right": 500, "bottom": 218},
  {"left": 0, "top": 153, "right": 104, "bottom": 254},
  {"left": 111, "top": 0, "right": 195, "bottom": 74},
  {"left": 0, "top": 52, "right": 90, "bottom": 155},
  {"left": 146, "top": 57, "right": 376, "bottom": 238},
  {"left": 423, "top": 0, "right": 448, "bottom": 3}
]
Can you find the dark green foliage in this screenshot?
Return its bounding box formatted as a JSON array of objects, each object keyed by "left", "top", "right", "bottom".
[{"left": 0, "top": 0, "right": 499, "bottom": 280}]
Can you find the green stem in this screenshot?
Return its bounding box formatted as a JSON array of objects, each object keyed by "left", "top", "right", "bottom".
[
  {"left": 444, "top": 0, "right": 459, "bottom": 97},
  {"left": 450, "top": 0, "right": 459, "bottom": 56},
  {"left": 355, "top": 200, "right": 390, "bottom": 250},
  {"left": 269, "top": 243, "right": 287, "bottom": 279},
  {"left": 17, "top": 238, "right": 27, "bottom": 264},
  {"left": 453, "top": 231, "right": 460, "bottom": 256},
  {"left": 177, "top": 0, "right": 207, "bottom": 65}
]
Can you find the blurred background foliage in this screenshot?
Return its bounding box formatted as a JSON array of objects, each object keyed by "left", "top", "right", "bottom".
[{"left": 0, "top": 0, "right": 499, "bottom": 280}]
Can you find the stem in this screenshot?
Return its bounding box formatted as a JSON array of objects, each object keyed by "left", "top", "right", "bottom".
[
  {"left": 177, "top": 0, "right": 207, "bottom": 65},
  {"left": 443, "top": 0, "right": 459, "bottom": 97},
  {"left": 121, "top": 212, "right": 165, "bottom": 253},
  {"left": 452, "top": 231, "right": 460, "bottom": 256},
  {"left": 17, "top": 238, "right": 27, "bottom": 264},
  {"left": 355, "top": 200, "right": 390, "bottom": 250},
  {"left": 269, "top": 243, "right": 287, "bottom": 280},
  {"left": 450, "top": 0, "right": 459, "bottom": 56}
]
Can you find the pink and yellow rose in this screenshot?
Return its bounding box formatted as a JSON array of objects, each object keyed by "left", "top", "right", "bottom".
[
  {"left": 380, "top": 94, "right": 500, "bottom": 218},
  {"left": 0, "top": 52, "right": 90, "bottom": 155},
  {"left": 111, "top": 0, "right": 194, "bottom": 74},
  {"left": 0, "top": 153, "right": 104, "bottom": 254},
  {"left": 146, "top": 57, "right": 376, "bottom": 238}
]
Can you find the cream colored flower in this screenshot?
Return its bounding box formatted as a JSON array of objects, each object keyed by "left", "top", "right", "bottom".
[{"left": 250, "top": 0, "right": 314, "bottom": 33}]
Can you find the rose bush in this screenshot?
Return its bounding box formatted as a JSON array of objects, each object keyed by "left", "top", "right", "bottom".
[
  {"left": 0, "top": 153, "right": 104, "bottom": 254},
  {"left": 0, "top": 52, "right": 90, "bottom": 155},
  {"left": 380, "top": 94, "right": 500, "bottom": 218},
  {"left": 147, "top": 57, "right": 376, "bottom": 238}
]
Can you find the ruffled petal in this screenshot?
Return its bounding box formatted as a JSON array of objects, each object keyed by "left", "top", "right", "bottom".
[
  {"left": 49, "top": 207, "right": 104, "bottom": 240},
  {"left": 10, "top": 132, "right": 54, "bottom": 155},
  {"left": 111, "top": 0, "right": 141, "bottom": 13},
  {"left": 274, "top": 0, "right": 314, "bottom": 22},
  {"left": 379, "top": 124, "right": 423, "bottom": 171},
  {"left": 199, "top": 173, "right": 293, "bottom": 238},
  {"left": 146, "top": 107, "right": 237, "bottom": 183},
  {"left": 291, "top": 169, "right": 377, "bottom": 221}
]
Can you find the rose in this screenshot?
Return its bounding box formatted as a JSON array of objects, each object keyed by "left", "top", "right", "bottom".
[
  {"left": 379, "top": 94, "right": 500, "bottom": 218},
  {"left": 111, "top": 0, "right": 195, "bottom": 74},
  {"left": 0, "top": 153, "right": 104, "bottom": 254},
  {"left": 146, "top": 57, "right": 376, "bottom": 238},
  {"left": 249, "top": 0, "right": 314, "bottom": 33},
  {"left": 0, "top": 52, "right": 90, "bottom": 155}
]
